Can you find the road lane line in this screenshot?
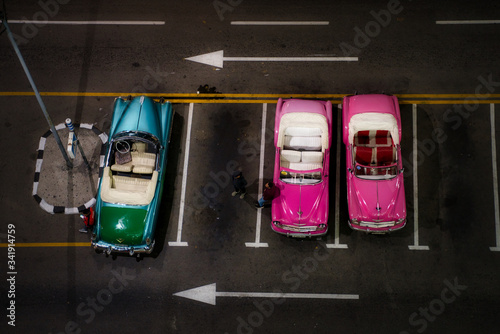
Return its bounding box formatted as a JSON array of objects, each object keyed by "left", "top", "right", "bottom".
[
  {"left": 11, "top": 97, "right": 500, "bottom": 104},
  {"left": 174, "top": 283, "right": 358, "bottom": 305},
  {"left": 0, "top": 20, "right": 165, "bottom": 25},
  {"left": 2, "top": 92, "right": 500, "bottom": 105},
  {"left": 2, "top": 92, "right": 499, "bottom": 98},
  {"left": 490, "top": 104, "right": 500, "bottom": 251},
  {"left": 246, "top": 103, "right": 269, "bottom": 248},
  {"left": 169, "top": 103, "right": 193, "bottom": 247},
  {"left": 187, "top": 50, "right": 358, "bottom": 68},
  {"left": 231, "top": 21, "right": 329, "bottom": 25},
  {"left": 0, "top": 242, "right": 89, "bottom": 247},
  {"left": 327, "top": 105, "right": 348, "bottom": 249},
  {"left": 217, "top": 291, "right": 359, "bottom": 299},
  {"left": 409, "top": 104, "right": 429, "bottom": 250},
  {"left": 436, "top": 20, "right": 500, "bottom": 24}
]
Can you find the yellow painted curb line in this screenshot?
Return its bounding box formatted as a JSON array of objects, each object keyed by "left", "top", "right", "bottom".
[
  {"left": 1, "top": 92, "right": 500, "bottom": 98},
  {"left": 1, "top": 92, "right": 500, "bottom": 104},
  {"left": 0, "top": 242, "right": 90, "bottom": 247}
]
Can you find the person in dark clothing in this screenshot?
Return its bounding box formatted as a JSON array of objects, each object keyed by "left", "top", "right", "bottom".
[
  {"left": 255, "top": 182, "right": 278, "bottom": 208},
  {"left": 232, "top": 170, "right": 248, "bottom": 199}
]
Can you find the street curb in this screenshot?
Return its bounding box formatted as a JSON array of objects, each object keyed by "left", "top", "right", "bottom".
[{"left": 32, "top": 123, "right": 108, "bottom": 214}]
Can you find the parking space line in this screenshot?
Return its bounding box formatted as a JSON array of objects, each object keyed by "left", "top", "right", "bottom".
[
  {"left": 490, "top": 104, "right": 500, "bottom": 252},
  {"left": 231, "top": 21, "right": 329, "bottom": 25},
  {"left": 409, "top": 104, "right": 429, "bottom": 251},
  {"left": 0, "top": 20, "right": 165, "bottom": 25},
  {"left": 436, "top": 20, "right": 500, "bottom": 24},
  {"left": 168, "top": 103, "right": 193, "bottom": 247},
  {"left": 327, "top": 106, "right": 348, "bottom": 249},
  {"left": 246, "top": 103, "right": 269, "bottom": 248}
]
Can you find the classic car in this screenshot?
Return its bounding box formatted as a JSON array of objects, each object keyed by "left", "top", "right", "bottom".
[
  {"left": 91, "top": 96, "right": 173, "bottom": 256},
  {"left": 271, "top": 98, "right": 333, "bottom": 237},
  {"left": 342, "top": 94, "right": 406, "bottom": 232}
]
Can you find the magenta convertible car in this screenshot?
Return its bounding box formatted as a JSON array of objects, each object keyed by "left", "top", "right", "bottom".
[
  {"left": 272, "top": 98, "right": 333, "bottom": 237},
  {"left": 342, "top": 94, "right": 406, "bottom": 233}
]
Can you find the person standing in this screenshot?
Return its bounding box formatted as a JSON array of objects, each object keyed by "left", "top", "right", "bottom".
[
  {"left": 232, "top": 170, "right": 247, "bottom": 199},
  {"left": 255, "top": 182, "right": 278, "bottom": 208},
  {"left": 79, "top": 207, "right": 95, "bottom": 233}
]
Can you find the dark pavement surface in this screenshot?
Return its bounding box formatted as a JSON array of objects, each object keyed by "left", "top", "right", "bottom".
[{"left": 1, "top": 1, "right": 500, "bottom": 333}]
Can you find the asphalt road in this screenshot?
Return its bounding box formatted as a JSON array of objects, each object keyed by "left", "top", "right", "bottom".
[{"left": 1, "top": 1, "right": 500, "bottom": 333}]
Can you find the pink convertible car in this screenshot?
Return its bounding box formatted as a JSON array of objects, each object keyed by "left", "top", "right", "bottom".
[
  {"left": 342, "top": 94, "right": 406, "bottom": 233},
  {"left": 271, "top": 98, "right": 333, "bottom": 237}
]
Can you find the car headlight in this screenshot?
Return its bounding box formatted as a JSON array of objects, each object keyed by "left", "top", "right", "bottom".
[
  {"left": 273, "top": 221, "right": 281, "bottom": 228},
  {"left": 351, "top": 218, "right": 360, "bottom": 225},
  {"left": 318, "top": 224, "right": 326, "bottom": 230},
  {"left": 146, "top": 237, "right": 152, "bottom": 246}
]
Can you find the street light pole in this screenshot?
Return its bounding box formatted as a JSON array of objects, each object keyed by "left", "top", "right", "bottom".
[{"left": 0, "top": 9, "right": 73, "bottom": 168}]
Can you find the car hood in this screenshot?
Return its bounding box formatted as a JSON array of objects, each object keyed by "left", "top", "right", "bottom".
[
  {"left": 112, "top": 97, "right": 162, "bottom": 139},
  {"left": 99, "top": 206, "right": 148, "bottom": 245},
  {"left": 350, "top": 176, "right": 403, "bottom": 221},
  {"left": 273, "top": 182, "right": 326, "bottom": 225}
]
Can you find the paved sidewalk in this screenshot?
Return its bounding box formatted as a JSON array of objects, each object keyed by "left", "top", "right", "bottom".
[{"left": 32, "top": 123, "right": 107, "bottom": 214}]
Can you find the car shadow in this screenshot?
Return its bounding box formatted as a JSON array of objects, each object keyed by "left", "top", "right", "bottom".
[{"left": 147, "top": 109, "right": 184, "bottom": 259}]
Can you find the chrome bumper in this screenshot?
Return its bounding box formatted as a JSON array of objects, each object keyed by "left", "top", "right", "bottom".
[{"left": 91, "top": 240, "right": 155, "bottom": 256}]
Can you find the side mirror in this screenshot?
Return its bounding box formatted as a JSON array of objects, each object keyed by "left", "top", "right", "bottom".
[{"left": 400, "top": 168, "right": 404, "bottom": 173}]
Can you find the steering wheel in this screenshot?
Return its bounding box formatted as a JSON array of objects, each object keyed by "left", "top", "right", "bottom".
[{"left": 115, "top": 141, "right": 130, "bottom": 154}]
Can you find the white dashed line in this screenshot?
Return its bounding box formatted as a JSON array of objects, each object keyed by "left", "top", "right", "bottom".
[
  {"left": 490, "top": 104, "right": 500, "bottom": 251},
  {"left": 327, "top": 106, "right": 348, "bottom": 249},
  {"left": 409, "top": 104, "right": 429, "bottom": 251},
  {"left": 246, "top": 103, "right": 269, "bottom": 248},
  {"left": 436, "top": 20, "right": 500, "bottom": 24},
  {"left": 231, "top": 21, "right": 329, "bottom": 25},
  {"left": 0, "top": 20, "right": 165, "bottom": 25},
  {"left": 169, "top": 103, "right": 193, "bottom": 247}
]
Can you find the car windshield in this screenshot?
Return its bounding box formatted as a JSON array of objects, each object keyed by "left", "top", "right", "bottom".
[
  {"left": 107, "top": 132, "right": 160, "bottom": 168},
  {"left": 112, "top": 131, "right": 160, "bottom": 148},
  {"left": 354, "top": 164, "right": 398, "bottom": 180},
  {"left": 280, "top": 169, "right": 322, "bottom": 184}
]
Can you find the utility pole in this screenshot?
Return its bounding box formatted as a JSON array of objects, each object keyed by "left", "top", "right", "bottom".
[{"left": 0, "top": 5, "right": 73, "bottom": 168}]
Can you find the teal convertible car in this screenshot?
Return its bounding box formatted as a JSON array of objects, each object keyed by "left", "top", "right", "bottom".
[{"left": 91, "top": 96, "right": 173, "bottom": 256}]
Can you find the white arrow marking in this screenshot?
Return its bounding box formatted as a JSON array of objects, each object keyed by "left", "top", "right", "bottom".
[
  {"left": 185, "top": 50, "right": 358, "bottom": 68},
  {"left": 173, "top": 283, "right": 359, "bottom": 305}
]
